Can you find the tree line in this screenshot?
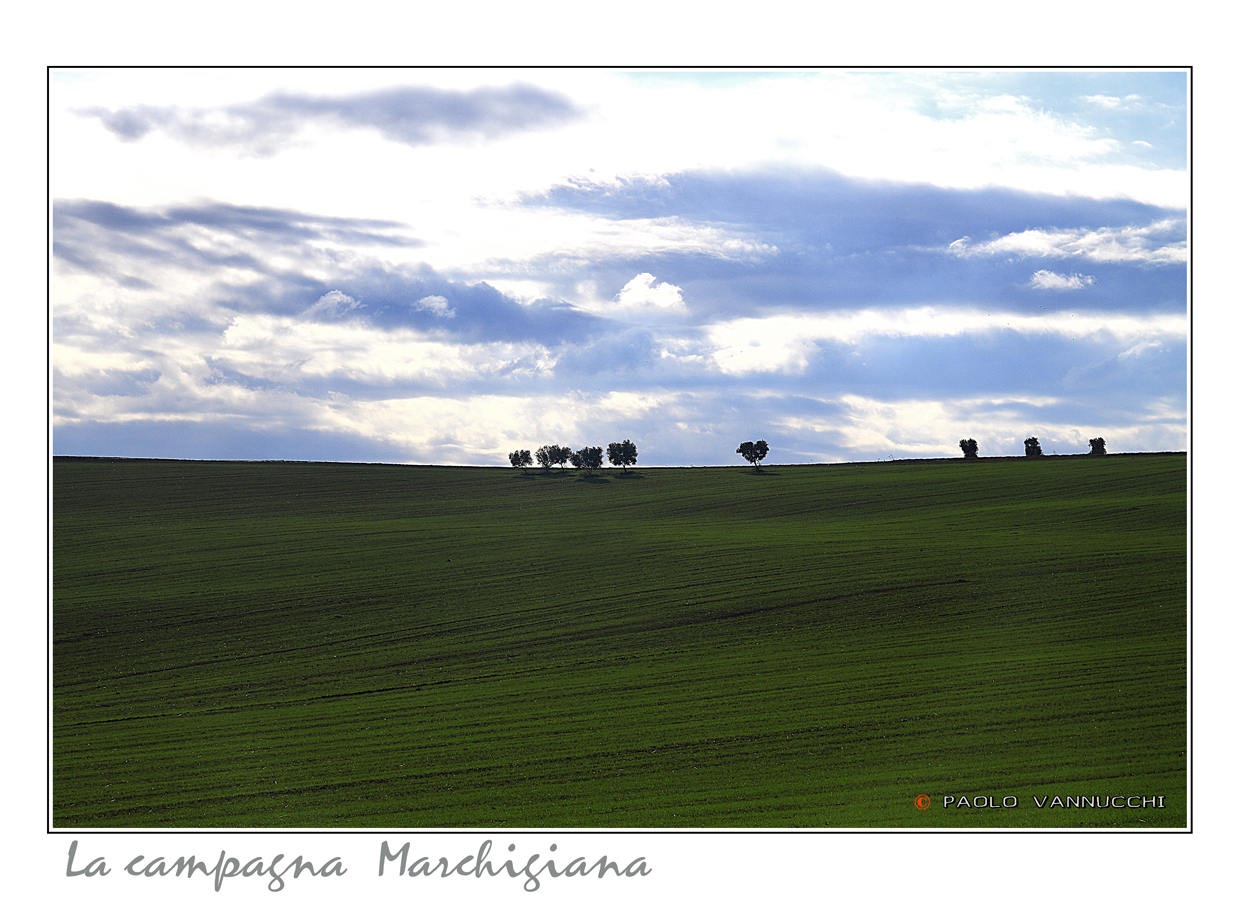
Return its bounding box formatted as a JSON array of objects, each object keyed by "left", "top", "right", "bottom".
[
  {"left": 960, "top": 436, "right": 1107, "bottom": 458},
  {"left": 509, "top": 434, "right": 1109, "bottom": 472},
  {"left": 508, "top": 438, "right": 775, "bottom": 475},
  {"left": 510, "top": 440, "right": 638, "bottom": 476}
]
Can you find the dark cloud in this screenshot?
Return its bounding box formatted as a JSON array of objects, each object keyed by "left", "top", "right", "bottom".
[
  {"left": 718, "top": 329, "right": 1188, "bottom": 411},
  {"left": 535, "top": 168, "right": 1168, "bottom": 246},
  {"left": 53, "top": 367, "right": 164, "bottom": 414},
  {"left": 554, "top": 328, "right": 661, "bottom": 377},
  {"left": 52, "top": 198, "right": 603, "bottom": 346},
  {"left": 53, "top": 199, "right": 420, "bottom": 320},
  {"left": 80, "top": 84, "right": 583, "bottom": 155},
  {"left": 85, "top": 368, "right": 162, "bottom": 397},
  {"left": 524, "top": 168, "right": 1186, "bottom": 319},
  {"left": 53, "top": 418, "right": 411, "bottom": 465},
  {"left": 55, "top": 199, "right": 416, "bottom": 252},
  {"left": 1061, "top": 339, "right": 1186, "bottom": 396},
  {"left": 319, "top": 266, "right": 606, "bottom": 346}
]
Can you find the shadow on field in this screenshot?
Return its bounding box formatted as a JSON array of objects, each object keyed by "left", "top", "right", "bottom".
[
  {"left": 512, "top": 471, "right": 615, "bottom": 484},
  {"left": 511, "top": 471, "right": 648, "bottom": 483},
  {"left": 574, "top": 472, "right": 646, "bottom": 483},
  {"left": 573, "top": 475, "right": 612, "bottom": 485}
]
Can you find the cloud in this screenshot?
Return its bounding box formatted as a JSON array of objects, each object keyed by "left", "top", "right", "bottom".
[
  {"left": 555, "top": 329, "right": 661, "bottom": 377},
  {"left": 219, "top": 314, "right": 556, "bottom": 388},
  {"left": 947, "top": 219, "right": 1186, "bottom": 264},
  {"left": 508, "top": 167, "right": 1184, "bottom": 333},
  {"left": 53, "top": 199, "right": 419, "bottom": 299},
  {"left": 614, "top": 273, "right": 687, "bottom": 314},
  {"left": 55, "top": 199, "right": 414, "bottom": 244},
  {"left": 79, "top": 84, "right": 583, "bottom": 155},
  {"left": 415, "top": 295, "right": 456, "bottom": 318},
  {"left": 700, "top": 307, "right": 1186, "bottom": 375},
  {"left": 73, "top": 367, "right": 162, "bottom": 398},
  {"left": 53, "top": 198, "right": 604, "bottom": 346},
  {"left": 773, "top": 390, "right": 1186, "bottom": 461},
  {"left": 1082, "top": 94, "right": 1124, "bottom": 109},
  {"left": 51, "top": 73, "right": 1187, "bottom": 467},
  {"left": 1081, "top": 93, "right": 1146, "bottom": 110},
  {"left": 533, "top": 167, "right": 1179, "bottom": 264},
  {"left": 304, "top": 290, "right": 363, "bottom": 319},
  {"left": 1029, "top": 270, "right": 1095, "bottom": 290},
  {"left": 350, "top": 273, "right": 603, "bottom": 345}
]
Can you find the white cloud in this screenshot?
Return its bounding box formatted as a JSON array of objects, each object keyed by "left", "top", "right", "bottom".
[
  {"left": 478, "top": 207, "right": 775, "bottom": 265},
  {"left": 1118, "top": 340, "right": 1164, "bottom": 360},
  {"left": 1029, "top": 270, "right": 1095, "bottom": 290},
  {"left": 701, "top": 307, "right": 1187, "bottom": 374},
  {"left": 777, "top": 391, "right": 1185, "bottom": 462},
  {"left": 777, "top": 393, "right": 1068, "bottom": 461},
  {"left": 615, "top": 273, "right": 687, "bottom": 314},
  {"left": 1082, "top": 94, "right": 1123, "bottom": 108},
  {"left": 415, "top": 295, "right": 456, "bottom": 318},
  {"left": 1082, "top": 93, "right": 1148, "bottom": 111},
  {"left": 947, "top": 219, "right": 1186, "bottom": 264},
  {"left": 313, "top": 388, "right": 678, "bottom": 465},
  {"left": 220, "top": 315, "right": 551, "bottom": 385},
  {"left": 304, "top": 290, "right": 362, "bottom": 318}
]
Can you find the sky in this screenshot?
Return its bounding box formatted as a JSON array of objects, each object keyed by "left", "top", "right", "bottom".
[{"left": 50, "top": 68, "right": 1188, "bottom": 467}]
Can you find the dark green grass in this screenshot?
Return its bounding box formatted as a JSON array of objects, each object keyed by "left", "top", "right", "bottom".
[{"left": 52, "top": 454, "right": 1187, "bottom": 828}]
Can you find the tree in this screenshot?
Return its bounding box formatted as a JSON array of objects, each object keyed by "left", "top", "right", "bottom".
[
  {"left": 1024, "top": 437, "right": 1043, "bottom": 457},
  {"left": 1089, "top": 437, "right": 1107, "bottom": 456},
  {"left": 535, "top": 444, "right": 572, "bottom": 469},
  {"left": 570, "top": 446, "right": 604, "bottom": 475},
  {"left": 508, "top": 449, "right": 532, "bottom": 473},
  {"left": 607, "top": 439, "right": 638, "bottom": 472},
  {"left": 736, "top": 440, "right": 769, "bottom": 469},
  {"left": 959, "top": 438, "right": 979, "bottom": 458}
]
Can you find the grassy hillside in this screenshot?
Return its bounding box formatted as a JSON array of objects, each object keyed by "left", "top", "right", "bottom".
[{"left": 52, "top": 454, "right": 1187, "bottom": 828}]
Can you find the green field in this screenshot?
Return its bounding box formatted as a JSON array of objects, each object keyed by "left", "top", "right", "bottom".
[{"left": 52, "top": 453, "right": 1187, "bottom": 828}]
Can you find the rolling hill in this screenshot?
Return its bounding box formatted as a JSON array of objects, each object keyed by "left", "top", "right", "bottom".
[{"left": 52, "top": 453, "right": 1187, "bottom": 828}]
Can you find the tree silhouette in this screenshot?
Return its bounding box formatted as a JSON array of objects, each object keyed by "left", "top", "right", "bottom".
[
  {"left": 535, "top": 445, "right": 572, "bottom": 469},
  {"left": 508, "top": 449, "right": 533, "bottom": 473},
  {"left": 607, "top": 439, "right": 638, "bottom": 472},
  {"left": 959, "top": 438, "right": 979, "bottom": 458},
  {"left": 570, "top": 446, "right": 604, "bottom": 475},
  {"left": 1089, "top": 437, "right": 1107, "bottom": 456},
  {"left": 737, "top": 440, "right": 769, "bottom": 469},
  {"left": 1024, "top": 437, "right": 1043, "bottom": 457}
]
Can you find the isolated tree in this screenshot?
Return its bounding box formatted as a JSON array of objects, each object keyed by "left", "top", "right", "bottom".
[
  {"left": 607, "top": 439, "right": 639, "bottom": 472},
  {"left": 1024, "top": 437, "right": 1043, "bottom": 458},
  {"left": 570, "top": 446, "right": 604, "bottom": 476},
  {"left": 508, "top": 449, "right": 533, "bottom": 474},
  {"left": 1089, "top": 437, "right": 1107, "bottom": 456},
  {"left": 959, "top": 438, "right": 979, "bottom": 459},
  {"left": 736, "top": 440, "right": 770, "bottom": 469}
]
